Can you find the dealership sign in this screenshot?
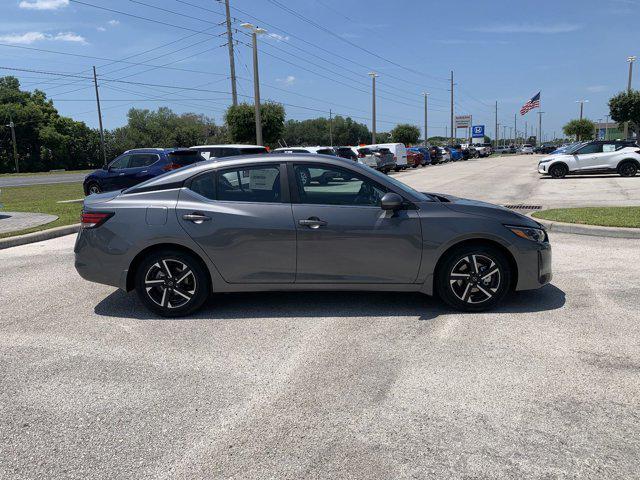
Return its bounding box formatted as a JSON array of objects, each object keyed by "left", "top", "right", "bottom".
[
  {"left": 455, "top": 115, "right": 472, "bottom": 128},
  {"left": 472, "top": 125, "right": 485, "bottom": 138}
]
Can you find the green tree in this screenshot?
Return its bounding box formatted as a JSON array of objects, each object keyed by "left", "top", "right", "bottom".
[
  {"left": 374, "top": 131, "right": 392, "bottom": 143},
  {"left": 224, "top": 102, "right": 285, "bottom": 146},
  {"left": 281, "top": 115, "right": 370, "bottom": 146},
  {"left": 608, "top": 90, "right": 640, "bottom": 137},
  {"left": 390, "top": 124, "right": 420, "bottom": 145},
  {"left": 563, "top": 118, "right": 596, "bottom": 140}
]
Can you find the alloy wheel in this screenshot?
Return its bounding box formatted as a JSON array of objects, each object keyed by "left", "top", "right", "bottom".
[
  {"left": 88, "top": 183, "right": 101, "bottom": 194},
  {"left": 144, "top": 259, "right": 197, "bottom": 309},
  {"left": 448, "top": 254, "right": 501, "bottom": 304}
]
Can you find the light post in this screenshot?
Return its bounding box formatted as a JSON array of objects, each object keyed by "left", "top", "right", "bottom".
[
  {"left": 368, "top": 72, "right": 378, "bottom": 143},
  {"left": 624, "top": 55, "right": 636, "bottom": 139},
  {"left": 241, "top": 23, "right": 267, "bottom": 145},
  {"left": 423, "top": 92, "right": 429, "bottom": 145},
  {"left": 575, "top": 99, "right": 589, "bottom": 120},
  {"left": 604, "top": 114, "right": 610, "bottom": 140}
]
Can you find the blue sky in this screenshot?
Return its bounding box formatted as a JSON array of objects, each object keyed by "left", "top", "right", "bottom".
[{"left": 1, "top": 0, "right": 638, "bottom": 141}]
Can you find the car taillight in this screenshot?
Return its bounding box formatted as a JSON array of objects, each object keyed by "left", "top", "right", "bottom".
[
  {"left": 80, "top": 211, "right": 113, "bottom": 229},
  {"left": 163, "top": 163, "right": 183, "bottom": 171}
]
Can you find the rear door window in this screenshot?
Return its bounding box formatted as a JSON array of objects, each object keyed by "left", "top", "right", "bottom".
[
  {"left": 216, "top": 165, "right": 281, "bottom": 203},
  {"left": 168, "top": 151, "right": 205, "bottom": 166},
  {"left": 128, "top": 154, "right": 159, "bottom": 168}
]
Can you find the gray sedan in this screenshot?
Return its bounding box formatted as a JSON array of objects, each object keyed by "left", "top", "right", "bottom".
[{"left": 74, "top": 154, "right": 552, "bottom": 317}]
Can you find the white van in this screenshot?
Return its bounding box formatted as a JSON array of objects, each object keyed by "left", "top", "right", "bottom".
[
  {"left": 271, "top": 146, "right": 336, "bottom": 155},
  {"left": 364, "top": 143, "right": 408, "bottom": 171}
]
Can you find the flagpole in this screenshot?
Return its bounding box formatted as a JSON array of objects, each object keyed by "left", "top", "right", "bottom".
[{"left": 538, "top": 92, "right": 542, "bottom": 147}]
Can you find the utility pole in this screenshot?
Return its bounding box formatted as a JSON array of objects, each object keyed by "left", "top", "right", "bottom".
[
  {"left": 595, "top": 118, "right": 603, "bottom": 140},
  {"left": 423, "top": 92, "right": 429, "bottom": 145},
  {"left": 449, "top": 70, "right": 454, "bottom": 145},
  {"left": 224, "top": 0, "right": 238, "bottom": 106},
  {"left": 8, "top": 113, "right": 19, "bottom": 173},
  {"left": 604, "top": 114, "right": 610, "bottom": 140},
  {"left": 329, "top": 109, "right": 333, "bottom": 147},
  {"left": 576, "top": 99, "right": 589, "bottom": 120},
  {"left": 538, "top": 111, "right": 544, "bottom": 146},
  {"left": 241, "top": 23, "right": 266, "bottom": 145},
  {"left": 92, "top": 66, "right": 107, "bottom": 165},
  {"left": 514, "top": 113, "right": 517, "bottom": 146},
  {"left": 624, "top": 55, "right": 636, "bottom": 139},
  {"left": 369, "top": 72, "right": 378, "bottom": 143},
  {"left": 494, "top": 101, "right": 498, "bottom": 147},
  {"left": 496, "top": 123, "right": 500, "bottom": 147},
  {"left": 502, "top": 125, "right": 507, "bottom": 146}
]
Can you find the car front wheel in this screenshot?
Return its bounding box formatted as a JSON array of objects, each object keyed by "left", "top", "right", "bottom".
[
  {"left": 549, "top": 163, "right": 568, "bottom": 179},
  {"left": 135, "top": 250, "right": 209, "bottom": 317},
  {"left": 436, "top": 245, "right": 511, "bottom": 312}
]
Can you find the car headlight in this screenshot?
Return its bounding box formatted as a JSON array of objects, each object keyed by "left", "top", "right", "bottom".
[{"left": 505, "top": 225, "right": 547, "bottom": 242}]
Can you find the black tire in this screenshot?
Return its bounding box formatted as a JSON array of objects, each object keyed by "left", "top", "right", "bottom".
[
  {"left": 549, "top": 163, "right": 568, "bottom": 179},
  {"left": 436, "top": 244, "right": 512, "bottom": 312},
  {"left": 135, "top": 249, "right": 209, "bottom": 317},
  {"left": 87, "top": 182, "right": 102, "bottom": 195},
  {"left": 617, "top": 161, "right": 638, "bottom": 177}
]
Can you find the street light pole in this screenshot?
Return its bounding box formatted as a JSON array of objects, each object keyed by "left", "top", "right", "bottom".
[
  {"left": 423, "top": 92, "right": 429, "bottom": 145},
  {"left": 576, "top": 99, "right": 589, "bottom": 120},
  {"left": 369, "top": 72, "right": 378, "bottom": 143},
  {"left": 624, "top": 55, "right": 636, "bottom": 139},
  {"left": 241, "top": 23, "right": 266, "bottom": 145},
  {"left": 7, "top": 113, "right": 19, "bottom": 173}
]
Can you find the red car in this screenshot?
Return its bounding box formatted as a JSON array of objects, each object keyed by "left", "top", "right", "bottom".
[{"left": 406, "top": 149, "right": 425, "bottom": 168}]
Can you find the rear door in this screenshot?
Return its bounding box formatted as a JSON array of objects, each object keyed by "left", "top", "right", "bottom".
[
  {"left": 176, "top": 163, "right": 296, "bottom": 283},
  {"left": 289, "top": 163, "right": 422, "bottom": 284}
]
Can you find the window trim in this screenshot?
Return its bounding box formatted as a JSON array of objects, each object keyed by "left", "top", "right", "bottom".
[
  {"left": 108, "top": 154, "right": 131, "bottom": 170},
  {"left": 213, "top": 163, "right": 290, "bottom": 204}
]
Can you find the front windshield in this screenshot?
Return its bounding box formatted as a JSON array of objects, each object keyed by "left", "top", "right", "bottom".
[{"left": 563, "top": 142, "right": 587, "bottom": 154}]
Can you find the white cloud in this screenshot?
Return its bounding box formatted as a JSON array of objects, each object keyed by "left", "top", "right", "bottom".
[
  {"left": 276, "top": 75, "right": 295, "bottom": 87},
  {"left": 267, "top": 33, "right": 289, "bottom": 42},
  {"left": 53, "top": 32, "right": 87, "bottom": 44},
  {"left": 108, "top": 20, "right": 120, "bottom": 26},
  {"left": 0, "top": 31, "right": 46, "bottom": 44},
  {"left": 96, "top": 26, "right": 106, "bottom": 32},
  {"left": 587, "top": 85, "right": 608, "bottom": 93},
  {"left": 18, "top": 0, "right": 69, "bottom": 10},
  {"left": 469, "top": 23, "right": 582, "bottom": 34},
  {"left": 0, "top": 30, "right": 86, "bottom": 45}
]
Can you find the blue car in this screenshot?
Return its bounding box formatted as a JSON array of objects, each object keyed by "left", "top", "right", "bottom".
[
  {"left": 407, "top": 147, "right": 432, "bottom": 165},
  {"left": 83, "top": 148, "right": 205, "bottom": 195},
  {"left": 445, "top": 146, "right": 463, "bottom": 161}
]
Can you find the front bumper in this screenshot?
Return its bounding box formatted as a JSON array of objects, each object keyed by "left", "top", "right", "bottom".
[
  {"left": 514, "top": 241, "right": 552, "bottom": 291},
  {"left": 538, "top": 163, "right": 549, "bottom": 173}
]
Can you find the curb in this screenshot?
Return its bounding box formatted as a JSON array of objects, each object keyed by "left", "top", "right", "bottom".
[
  {"left": 531, "top": 215, "right": 640, "bottom": 239},
  {"left": 0, "top": 223, "right": 80, "bottom": 250}
]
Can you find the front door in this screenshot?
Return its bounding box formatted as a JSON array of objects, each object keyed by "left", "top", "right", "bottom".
[
  {"left": 290, "top": 163, "right": 423, "bottom": 284},
  {"left": 176, "top": 164, "right": 296, "bottom": 284},
  {"left": 102, "top": 153, "right": 131, "bottom": 191},
  {"left": 574, "top": 143, "right": 603, "bottom": 171}
]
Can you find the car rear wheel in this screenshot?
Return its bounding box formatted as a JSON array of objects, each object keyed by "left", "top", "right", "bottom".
[
  {"left": 135, "top": 250, "right": 209, "bottom": 317},
  {"left": 549, "top": 163, "right": 568, "bottom": 179},
  {"left": 618, "top": 161, "right": 638, "bottom": 177},
  {"left": 436, "top": 245, "right": 511, "bottom": 312},
  {"left": 87, "top": 182, "right": 101, "bottom": 195}
]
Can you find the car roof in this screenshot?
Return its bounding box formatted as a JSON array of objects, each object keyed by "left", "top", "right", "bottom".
[
  {"left": 190, "top": 144, "right": 266, "bottom": 149},
  {"left": 123, "top": 148, "right": 193, "bottom": 154}
]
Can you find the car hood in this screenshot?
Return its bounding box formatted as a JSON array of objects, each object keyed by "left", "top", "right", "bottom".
[
  {"left": 540, "top": 153, "right": 571, "bottom": 163},
  {"left": 423, "top": 192, "right": 543, "bottom": 228}
]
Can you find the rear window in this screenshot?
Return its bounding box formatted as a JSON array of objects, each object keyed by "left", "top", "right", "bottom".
[
  {"left": 239, "top": 147, "right": 268, "bottom": 155},
  {"left": 316, "top": 149, "right": 335, "bottom": 155},
  {"left": 167, "top": 150, "right": 205, "bottom": 165}
]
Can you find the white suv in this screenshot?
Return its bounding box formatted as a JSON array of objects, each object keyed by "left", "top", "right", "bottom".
[
  {"left": 521, "top": 144, "right": 534, "bottom": 155},
  {"left": 538, "top": 140, "right": 639, "bottom": 178}
]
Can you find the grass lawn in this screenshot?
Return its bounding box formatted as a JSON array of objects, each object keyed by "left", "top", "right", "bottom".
[
  {"left": 0, "top": 169, "right": 93, "bottom": 178},
  {"left": 533, "top": 207, "right": 640, "bottom": 229},
  {"left": 0, "top": 182, "right": 84, "bottom": 238}
]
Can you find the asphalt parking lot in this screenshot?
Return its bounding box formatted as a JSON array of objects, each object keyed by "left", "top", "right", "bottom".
[{"left": 1, "top": 155, "right": 639, "bottom": 479}]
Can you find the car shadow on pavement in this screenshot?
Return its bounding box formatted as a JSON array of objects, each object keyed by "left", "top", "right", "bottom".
[
  {"left": 93, "top": 284, "right": 565, "bottom": 322},
  {"left": 540, "top": 175, "right": 634, "bottom": 180}
]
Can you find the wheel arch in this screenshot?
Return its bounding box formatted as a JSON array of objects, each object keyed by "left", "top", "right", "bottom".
[
  {"left": 432, "top": 238, "right": 519, "bottom": 296},
  {"left": 125, "top": 242, "right": 212, "bottom": 292},
  {"left": 617, "top": 157, "right": 640, "bottom": 169}
]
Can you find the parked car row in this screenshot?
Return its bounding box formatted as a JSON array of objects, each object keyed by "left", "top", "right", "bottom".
[{"left": 83, "top": 140, "right": 500, "bottom": 196}]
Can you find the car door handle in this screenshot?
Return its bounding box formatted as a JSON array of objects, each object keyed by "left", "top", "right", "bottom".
[
  {"left": 299, "top": 217, "right": 327, "bottom": 229},
  {"left": 182, "top": 213, "right": 211, "bottom": 223}
]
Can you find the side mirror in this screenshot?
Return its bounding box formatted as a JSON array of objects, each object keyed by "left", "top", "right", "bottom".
[{"left": 380, "top": 192, "right": 403, "bottom": 211}]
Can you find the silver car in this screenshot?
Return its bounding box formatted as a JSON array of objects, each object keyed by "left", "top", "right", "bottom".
[{"left": 75, "top": 154, "right": 552, "bottom": 317}]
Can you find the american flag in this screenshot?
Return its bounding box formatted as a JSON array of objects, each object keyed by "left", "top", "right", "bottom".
[{"left": 520, "top": 92, "right": 540, "bottom": 115}]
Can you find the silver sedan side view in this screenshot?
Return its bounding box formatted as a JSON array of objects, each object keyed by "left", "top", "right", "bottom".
[{"left": 74, "top": 154, "right": 552, "bottom": 317}]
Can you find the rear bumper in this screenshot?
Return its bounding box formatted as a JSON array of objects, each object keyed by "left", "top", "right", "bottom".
[{"left": 74, "top": 227, "right": 130, "bottom": 289}]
